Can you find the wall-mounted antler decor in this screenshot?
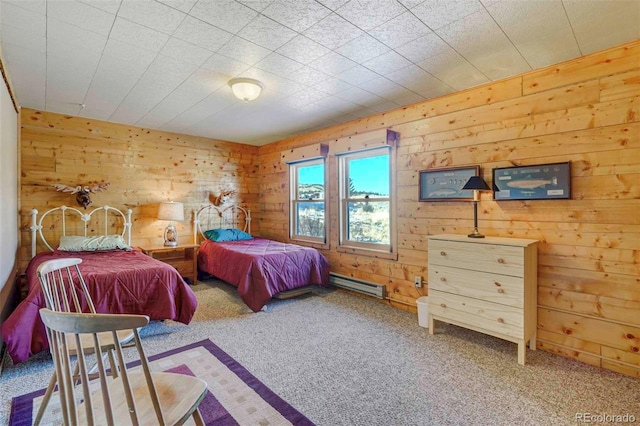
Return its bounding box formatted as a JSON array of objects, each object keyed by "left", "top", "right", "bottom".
[
  {"left": 51, "top": 183, "right": 111, "bottom": 209},
  {"left": 209, "top": 189, "right": 237, "bottom": 206}
]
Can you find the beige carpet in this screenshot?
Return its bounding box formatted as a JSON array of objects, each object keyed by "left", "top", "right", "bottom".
[
  {"left": 9, "top": 339, "right": 313, "bottom": 425},
  {"left": 1, "top": 279, "right": 638, "bottom": 425}
]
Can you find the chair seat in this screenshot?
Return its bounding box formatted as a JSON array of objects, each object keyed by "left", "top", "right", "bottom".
[
  {"left": 77, "top": 372, "right": 208, "bottom": 425},
  {"left": 65, "top": 329, "right": 135, "bottom": 356}
]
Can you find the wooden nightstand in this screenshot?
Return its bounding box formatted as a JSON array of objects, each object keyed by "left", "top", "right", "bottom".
[{"left": 142, "top": 244, "right": 199, "bottom": 284}]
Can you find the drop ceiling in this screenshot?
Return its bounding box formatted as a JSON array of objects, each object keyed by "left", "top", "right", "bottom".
[{"left": 1, "top": 0, "right": 639, "bottom": 145}]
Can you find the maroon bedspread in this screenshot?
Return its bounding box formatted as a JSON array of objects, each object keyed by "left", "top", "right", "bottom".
[
  {"left": 1, "top": 249, "right": 198, "bottom": 364},
  {"left": 198, "top": 238, "right": 329, "bottom": 312}
]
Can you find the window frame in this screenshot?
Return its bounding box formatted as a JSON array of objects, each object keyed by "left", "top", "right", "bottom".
[
  {"left": 289, "top": 158, "right": 327, "bottom": 245},
  {"left": 338, "top": 147, "right": 395, "bottom": 255}
]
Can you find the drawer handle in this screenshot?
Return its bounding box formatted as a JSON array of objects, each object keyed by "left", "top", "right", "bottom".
[
  {"left": 494, "top": 281, "right": 502, "bottom": 287},
  {"left": 497, "top": 288, "right": 505, "bottom": 294},
  {"left": 440, "top": 277, "right": 446, "bottom": 282},
  {"left": 497, "top": 318, "right": 504, "bottom": 323},
  {"left": 440, "top": 251, "right": 446, "bottom": 256},
  {"left": 497, "top": 258, "right": 505, "bottom": 264},
  {"left": 440, "top": 303, "right": 447, "bottom": 308}
]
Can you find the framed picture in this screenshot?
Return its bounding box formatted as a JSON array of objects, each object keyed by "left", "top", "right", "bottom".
[
  {"left": 418, "top": 166, "right": 479, "bottom": 201},
  {"left": 493, "top": 162, "right": 571, "bottom": 201}
]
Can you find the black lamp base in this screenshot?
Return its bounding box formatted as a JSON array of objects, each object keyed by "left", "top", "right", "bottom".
[{"left": 468, "top": 199, "right": 485, "bottom": 238}]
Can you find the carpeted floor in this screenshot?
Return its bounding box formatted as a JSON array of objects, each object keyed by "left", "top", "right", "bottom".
[
  {"left": 1, "top": 279, "right": 638, "bottom": 425},
  {"left": 9, "top": 339, "right": 313, "bottom": 426}
]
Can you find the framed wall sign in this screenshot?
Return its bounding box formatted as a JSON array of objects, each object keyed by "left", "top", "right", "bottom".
[
  {"left": 418, "top": 166, "right": 479, "bottom": 201},
  {"left": 493, "top": 161, "right": 571, "bottom": 200}
]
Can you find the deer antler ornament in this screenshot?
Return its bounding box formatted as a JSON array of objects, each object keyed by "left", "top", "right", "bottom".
[
  {"left": 209, "top": 189, "right": 237, "bottom": 206},
  {"left": 52, "top": 183, "right": 110, "bottom": 209}
]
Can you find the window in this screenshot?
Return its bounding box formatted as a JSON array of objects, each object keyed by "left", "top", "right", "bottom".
[
  {"left": 339, "top": 148, "right": 392, "bottom": 253},
  {"left": 290, "top": 159, "right": 326, "bottom": 243}
]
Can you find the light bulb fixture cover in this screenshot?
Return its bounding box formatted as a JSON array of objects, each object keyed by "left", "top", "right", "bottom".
[
  {"left": 158, "top": 201, "right": 184, "bottom": 247},
  {"left": 229, "top": 78, "right": 264, "bottom": 102},
  {"left": 461, "top": 176, "right": 491, "bottom": 238}
]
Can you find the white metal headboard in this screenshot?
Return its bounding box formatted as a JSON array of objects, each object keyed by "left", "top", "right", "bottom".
[
  {"left": 193, "top": 204, "right": 251, "bottom": 243},
  {"left": 30, "top": 205, "right": 132, "bottom": 258}
]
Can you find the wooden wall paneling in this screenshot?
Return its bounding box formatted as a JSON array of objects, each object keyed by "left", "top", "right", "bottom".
[
  {"left": 600, "top": 68, "right": 640, "bottom": 102},
  {"left": 601, "top": 346, "right": 640, "bottom": 368},
  {"left": 19, "top": 108, "right": 260, "bottom": 271},
  {"left": 523, "top": 40, "right": 640, "bottom": 95},
  {"left": 537, "top": 329, "right": 601, "bottom": 355},
  {"left": 394, "top": 80, "right": 602, "bottom": 141},
  {"left": 399, "top": 124, "right": 638, "bottom": 171},
  {"left": 538, "top": 308, "right": 640, "bottom": 353},
  {"left": 537, "top": 340, "right": 603, "bottom": 368},
  {"left": 538, "top": 287, "right": 640, "bottom": 325},
  {"left": 602, "top": 360, "right": 640, "bottom": 378},
  {"left": 539, "top": 266, "right": 640, "bottom": 304},
  {"left": 399, "top": 96, "right": 639, "bottom": 158},
  {"left": 256, "top": 41, "right": 640, "bottom": 376}
]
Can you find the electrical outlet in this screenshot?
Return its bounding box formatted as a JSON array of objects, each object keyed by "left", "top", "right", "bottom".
[{"left": 414, "top": 276, "right": 422, "bottom": 288}]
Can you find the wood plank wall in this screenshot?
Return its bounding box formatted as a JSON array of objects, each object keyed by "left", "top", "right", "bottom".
[
  {"left": 19, "top": 109, "right": 260, "bottom": 271},
  {"left": 257, "top": 41, "right": 640, "bottom": 377}
]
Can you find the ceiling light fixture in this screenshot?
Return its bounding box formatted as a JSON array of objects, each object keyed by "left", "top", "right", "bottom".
[{"left": 229, "top": 78, "right": 264, "bottom": 102}]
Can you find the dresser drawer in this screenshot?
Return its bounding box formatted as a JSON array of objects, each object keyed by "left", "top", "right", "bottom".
[
  {"left": 429, "top": 290, "right": 524, "bottom": 339},
  {"left": 429, "top": 239, "right": 525, "bottom": 277},
  {"left": 429, "top": 265, "right": 523, "bottom": 308}
]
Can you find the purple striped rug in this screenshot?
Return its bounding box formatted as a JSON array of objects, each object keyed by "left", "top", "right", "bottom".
[{"left": 10, "top": 339, "right": 314, "bottom": 425}]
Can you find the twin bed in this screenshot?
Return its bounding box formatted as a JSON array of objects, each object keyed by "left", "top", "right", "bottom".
[
  {"left": 2, "top": 203, "right": 329, "bottom": 364},
  {"left": 195, "top": 204, "right": 329, "bottom": 312},
  {"left": 2, "top": 206, "right": 198, "bottom": 364}
]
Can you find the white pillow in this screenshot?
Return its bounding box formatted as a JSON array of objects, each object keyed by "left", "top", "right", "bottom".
[{"left": 58, "top": 235, "right": 131, "bottom": 252}]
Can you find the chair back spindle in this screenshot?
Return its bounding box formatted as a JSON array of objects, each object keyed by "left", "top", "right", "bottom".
[{"left": 38, "top": 258, "right": 97, "bottom": 315}]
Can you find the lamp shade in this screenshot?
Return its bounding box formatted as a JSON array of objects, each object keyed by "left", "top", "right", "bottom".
[
  {"left": 158, "top": 201, "right": 184, "bottom": 221},
  {"left": 462, "top": 176, "right": 490, "bottom": 191},
  {"left": 229, "top": 78, "right": 264, "bottom": 102}
]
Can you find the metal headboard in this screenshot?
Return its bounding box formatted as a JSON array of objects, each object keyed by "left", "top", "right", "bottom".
[
  {"left": 193, "top": 204, "right": 251, "bottom": 243},
  {"left": 30, "top": 205, "right": 132, "bottom": 258}
]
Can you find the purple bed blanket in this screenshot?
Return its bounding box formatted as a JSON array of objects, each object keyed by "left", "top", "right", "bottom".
[
  {"left": 198, "top": 238, "right": 329, "bottom": 312},
  {"left": 2, "top": 249, "right": 197, "bottom": 364}
]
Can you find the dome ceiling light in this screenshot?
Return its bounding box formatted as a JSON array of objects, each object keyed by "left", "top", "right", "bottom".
[{"left": 229, "top": 78, "right": 264, "bottom": 102}]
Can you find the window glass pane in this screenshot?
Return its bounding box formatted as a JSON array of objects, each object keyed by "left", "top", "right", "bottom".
[
  {"left": 347, "top": 201, "right": 390, "bottom": 244},
  {"left": 297, "top": 164, "right": 324, "bottom": 200},
  {"left": 348, "top": 154, "right": 389, "bottom": 198},
  {"left": 296, "top": 202, "right": 325, "bottom": 238}
]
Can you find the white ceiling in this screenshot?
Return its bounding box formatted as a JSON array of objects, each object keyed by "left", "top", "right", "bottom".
[{"left": 1, "top": 0, "right": 639, "bottom": 146}]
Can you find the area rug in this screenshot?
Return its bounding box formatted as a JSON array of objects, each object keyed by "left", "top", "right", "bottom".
[{"left": 9, "top": 339, "right": 314, "bottom": 425}]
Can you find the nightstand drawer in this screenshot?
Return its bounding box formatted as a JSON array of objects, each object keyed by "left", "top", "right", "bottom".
[
  {"left": 429, "top": 290, "right": 524, "bottom": 339},
  {"left": 171, "top": 260, "right": 194, "bottom": 277},
  {"left": 151, "top": 248, "right": 195, "bottom": 262},
  {"left": 429, "top": 239, "right": 525, "bottom": 277},
  {"left": 429, "top": 265, "right": 523, "bottom": 308},
  {"left": 142, "top": 244, "right": 199, "bottom": 283}
]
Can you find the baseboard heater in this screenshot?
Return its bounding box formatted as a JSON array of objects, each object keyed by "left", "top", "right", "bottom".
[{"left": 329, "top": 273, "right": 386, "bottom": 299}]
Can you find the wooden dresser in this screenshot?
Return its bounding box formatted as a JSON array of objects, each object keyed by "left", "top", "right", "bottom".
[{"left": 427, "top": 234, "right": 538, "bottom": 365}]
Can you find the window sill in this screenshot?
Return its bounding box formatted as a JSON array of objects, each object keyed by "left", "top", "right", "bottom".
[
  {"left": 336, "top": 245, "right": 398, "bottom": 260},
  {"left": 290, "top": 239, "right": 330, "bottom": 251}
]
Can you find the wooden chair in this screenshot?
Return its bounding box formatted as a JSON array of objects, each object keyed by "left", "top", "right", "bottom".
[
  {"left": 34, "top": 258, "right": 135, "bottom": 425},
  {"left": 40, "top": 308, "right": 207, "bottom": 425}
]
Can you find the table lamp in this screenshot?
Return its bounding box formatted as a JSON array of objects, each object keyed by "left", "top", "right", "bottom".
[
  {"left": 158, "top": 201, "right": 184, "bottom": 247},
  {"left": 462, "top": 176, "right": 490, "bottom": 238}
]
